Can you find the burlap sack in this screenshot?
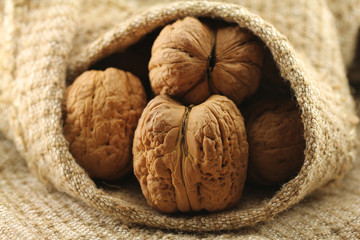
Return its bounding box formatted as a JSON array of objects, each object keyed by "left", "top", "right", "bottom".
[
  {"left": 326, "top": 0, "right": 360, "bottom": 68},
  {"left": 0, "top": 0, "right": 359, "bottom": 232}
]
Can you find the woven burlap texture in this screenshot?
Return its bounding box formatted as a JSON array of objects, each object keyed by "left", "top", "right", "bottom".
[
  {"left": 326, "top": 0, "right": 360, "bottom": 68},
  {"left": 0, "top": 0, "right": 359, "bottom": 232},
  {"left": 1, "top": 127, "right": 359, "bottom": 239}
]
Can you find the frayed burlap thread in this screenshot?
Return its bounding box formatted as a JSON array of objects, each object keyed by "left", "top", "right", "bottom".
[{"left": 0, "top": 0, "right": 359, "bottom": 232}]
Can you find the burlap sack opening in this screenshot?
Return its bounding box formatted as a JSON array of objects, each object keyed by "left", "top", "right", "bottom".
[
  {"left": 64, "top": 1, "right": 360, "bottom": 231},
  {"left": 1, "top": 0, "right": 358, "bottom": 233}
]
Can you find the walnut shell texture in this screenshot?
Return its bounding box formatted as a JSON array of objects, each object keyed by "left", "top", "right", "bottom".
[
  {"left": 149, "top": 17, "right": 264, "bottom": 105},
  {"left": 245, "top": 98, "right": 305, "bottom": 185},
  {"left": 133, "top": 94, "right": 248, "bottom": 213},
  {"left": 63, "top": 68, "right": 147, "bottom": 180}
]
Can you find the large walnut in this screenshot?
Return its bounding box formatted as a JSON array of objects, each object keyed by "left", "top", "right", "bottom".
[
  {"left": 133, "top": 94, "right": 248, "bottom": 213},
  {"left": 245, "top": 98, "right": 305, "bottom": 185},
  {"left": 63, "top": 68, "right": 147, "bottom": 180},
  {"left": 149, "top": 17, "right": 264, "bottom": 105}
]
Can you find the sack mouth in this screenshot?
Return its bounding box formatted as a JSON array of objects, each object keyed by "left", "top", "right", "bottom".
[{"left": 63, "top": 1, "right": 323, "bottom": 232}]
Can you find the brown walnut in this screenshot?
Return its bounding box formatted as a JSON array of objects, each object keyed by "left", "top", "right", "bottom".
[
  {"left": 149, "top": 17, "right": 264, "bottom": 105},
  {"left": 245, "top": 98, "right": 305, "bottom": 185},
  {"left": 133, "top": 94, "right": 248, "bottom": 213},
  {"left": 63, "top": 68, "right": 147, "bottom": 180}
]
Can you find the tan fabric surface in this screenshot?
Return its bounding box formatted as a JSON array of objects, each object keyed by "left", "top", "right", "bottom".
[
  {"left": 1, "top": 131, "right": 360, "bottom": 239},
  {"left": 326, "top": 0, "right": 360, "bottom": 68},
  {"left": 1, "top": 0, "right": 360, "bottom": 238}
]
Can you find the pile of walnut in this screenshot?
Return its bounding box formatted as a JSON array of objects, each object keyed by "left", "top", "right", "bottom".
[{"left": 63, "top": 17, "right": 305, "bottom": 214}]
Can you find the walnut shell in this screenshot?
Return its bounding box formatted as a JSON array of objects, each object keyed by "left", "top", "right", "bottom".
[
  {"left": 63, "top": 68, "right": 147, "bottom": 180},
  {"left": 149, "top": 17, "right": 264, "bottom": 105},
  {"left": 133, "top": 94, "right": 248, "bottom": 213},
  {"left": 245, "top": 98, "right": 305, "bottom": 185}
]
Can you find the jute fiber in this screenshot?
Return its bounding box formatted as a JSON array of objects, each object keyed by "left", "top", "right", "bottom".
[
  {"left": 1, "top": 113, "right": 360, "bottom": 239},
  {"left": 326, "top": 0, "right": 360, "bottom": 68},
  {"left": 0, "top": 0, "right": 359, "bottom": 232}
]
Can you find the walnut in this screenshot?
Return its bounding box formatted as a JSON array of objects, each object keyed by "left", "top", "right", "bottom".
[
  {"left": 133, "top": 94, "right": 248, "bottom": 213},
  {"left": 63, "top": 68, "right": 147, "bottom": 180},
  {"left": 245, "top": 98, "right": 305, "bottom": 185},
  {"left": 149, "top": 17, "right": 264, "bottom": 105}
]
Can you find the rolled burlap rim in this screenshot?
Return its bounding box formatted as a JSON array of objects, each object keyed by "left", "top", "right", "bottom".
[{"left": 1, "top": 0, "right": 358, "bottom": 232}]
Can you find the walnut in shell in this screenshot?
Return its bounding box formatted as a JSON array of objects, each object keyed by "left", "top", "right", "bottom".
[
  {"left": 149, "top": 17, "right": 264, "bottom": 105},
  {"left": 245, "top": 98, "right": 305, "bottom": 185},
  {"left": 63, "top": 68, "right": 147, "bottom": 180},
  {"left": 133, "top": 94, "right": 248, "bottom": 213}
]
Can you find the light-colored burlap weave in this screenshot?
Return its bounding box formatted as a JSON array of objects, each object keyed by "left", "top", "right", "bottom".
[
  {"left": 1, "top": 119, "right": 360, "bottom": 239},
  {"left": 326, "top": 0, "right": 360, "bottom": 68},
  {"left": 0, "top": 0, "right": 359, "bottom": 233}
]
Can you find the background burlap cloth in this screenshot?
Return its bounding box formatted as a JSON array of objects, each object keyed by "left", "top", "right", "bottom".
[{"left": 1, "top": 0, "right": 360, "bottom": 238}]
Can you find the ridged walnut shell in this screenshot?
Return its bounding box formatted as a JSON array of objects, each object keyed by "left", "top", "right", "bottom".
[
  {"left": 149, "top": 17, "right": 264, "bottom": 105},
  {"left": 63, "top": 68, "right": 147, "bottom": 180},
  {"left": 245, "top": 98, "right": 305, "bottom": 185},
  {"left": 133, "top": 94, "right": 248, "bottom": 213}
]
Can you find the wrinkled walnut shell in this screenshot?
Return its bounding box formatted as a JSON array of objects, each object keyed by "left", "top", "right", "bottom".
[
  {"left": 245, "top": 98, "right": 305, "bottom": 185},
  {"left": 149, "top": 17, "right": 264, "bottom": 105},
  {"left": 133, "top": 94, "right": 248, "bottom": 213},
  {"left": 63, "top": 68, "right": 147, "bottom": 180}
]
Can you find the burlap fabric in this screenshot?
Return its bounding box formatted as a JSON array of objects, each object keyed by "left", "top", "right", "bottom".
[
  {"left": 1, "top": 0, "right": 360, "bottom": 233},
  {"left": 0, "top": 120, "right": 358, "bottom": 239},
  {"left": 327, "top": 0, "right": 360, "bottom": 68}
]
